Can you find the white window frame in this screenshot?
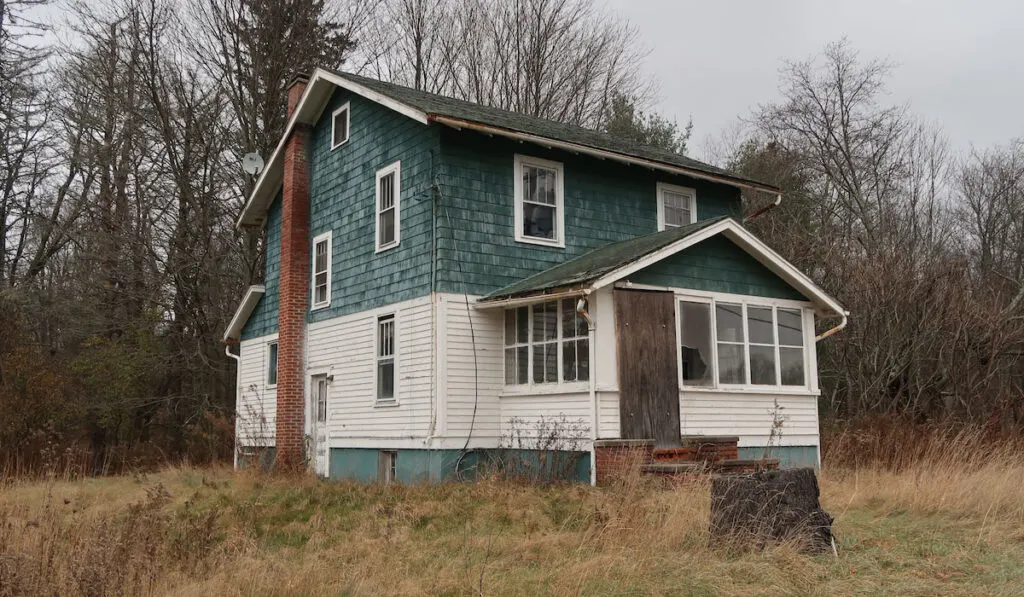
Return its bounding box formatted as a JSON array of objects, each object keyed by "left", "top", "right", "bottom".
[
  {"left": 330, "top": 102, "right": 350, "bottom": 150},
  {"left": 513, "top": 154, "right": 565, "bottom": 248},
  {"left": 374, "top": 313, "right": 399, "bottom": 406},
  {"left": 311, "top": 231, "right": 332, "bottom": 310},
  {"left": 502, "top": 299, "right": 590, "bottom": 393},
  {"left": 671, "top": 290, "right": 814, "bottom": 393},
  {"left": 375, "top": 161, "right": 401, "bottom": 252},
  {"left": 265, "top": 340, "right": 279, "bottom": 389},
  {"left": 656, "top": 182, "right": 697, "bottom": 231}
]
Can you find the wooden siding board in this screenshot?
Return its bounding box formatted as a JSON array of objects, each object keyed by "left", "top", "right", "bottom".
[
  {"left": 435, "top": 129, "right": 743, "bottom": 297},
  {"left": 627, "top": 235, "right": 806, "bottom": 300}
]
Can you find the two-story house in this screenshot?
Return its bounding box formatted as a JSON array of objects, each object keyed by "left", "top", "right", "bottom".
[{"left": 223, "top": 69, "right": 847, "bottom": 484}]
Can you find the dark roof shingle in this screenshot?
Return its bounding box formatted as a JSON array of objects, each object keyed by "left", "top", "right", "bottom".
[
  {"left": 482, "top": 216, "right": 729, "bottom": 301},
  {"left": 330, "top": 70, "right": 777, "bottom": 191}
]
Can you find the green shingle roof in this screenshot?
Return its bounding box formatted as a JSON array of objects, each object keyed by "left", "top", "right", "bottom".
[
  {"left": 329, "top": 70, "right": 777, "bottom": 191},
  {"left": 482, "top": 216, "right": 729, "bottom": 301}
]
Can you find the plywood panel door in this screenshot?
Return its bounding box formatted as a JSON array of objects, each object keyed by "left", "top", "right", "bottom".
[{"left": 614, "top": 289, "right": 681, "bottom": 447}]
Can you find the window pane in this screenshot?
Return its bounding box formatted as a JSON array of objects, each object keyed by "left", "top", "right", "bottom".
[
  {"left": 562, "top": 299, "right": 586, "bottom": 339},
  {"left": 524, "top": 165, "right": 556, "bottom": 205},
  {"left": 750, "top": 345, "right": 777, "bottom": 385},
  {"left": 780, "top": 347, "right": 805, "bottom": 386},
  {"left": 315, "top": 241, "right": 327, "bottom": 272},
  {"left": 532, "top": 345, "right": 545, "bottom": 383},
  {"left": 267, "top": 343, "right": 278, "bottom": 385},
  {"left": 516, "top": 307, "right": 529, "bottom": 343},
  {"left": 315, "top": 284, "right": 326, "bottom": 305},
  {"left": 545, "top": 342, "right": 557, "bottom": 382},
  {"left": 517, "top": 346, "right": 528, "bottom": 383},
  {"left": 379, "top": 209, "right": 395, "bottom": 246},
  {"left": 333, "top": 109, "right": 347, "bottom": 145},
  {"left": 522, "top": 203, "right": 555, "bottom": 239},
  {"left": 747, "top": 306, "right": 774, "bottom": 345},
  {"left": 316, "top": 380, "right": 327, "bottom": 422},
  {"left": 777, "top": 309, "right": 804, "bottom": 347},
  {"left": 504, "top": 347, "right": 517, "bottom": 384},
  {"left": 716, "top": 303, "right": 744, "bottom": 343},
  {"left": 504, "top": 310, "right": 516, "bottom": 346},
  {"left": 679, "top": 301, "right": 713, "bottom": 387},
  {"left": 379, "top": 173, "right": 394, "bottom": 210},
  {"left": 717, "top": 343, "right": 746, "bottom": 384},
  {"left": 562, "top": 340, "right": 576, "bottom": 382},
  {"left": 378, "top": 317, "right": 394, "bottom": 357},
  {"left": 532, "top": 302, "right": 557, "bottom": 342},
  {"left": 576, "top": 339, "right": 589, "bottom": 381},
  {"left": 377, "top": 360, "right": 395, "bottom": 399}
]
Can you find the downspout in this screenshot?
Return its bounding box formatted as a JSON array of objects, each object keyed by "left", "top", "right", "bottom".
[
  {"left": 225, "top": 343, "right": 242, "bottom": 470},
  {"left": 576, "top": 293, "right": 598, "bottom": 486},
  {"left": 812, "top": 310, "right": 849, "bottom": 470},
  {"left": 743, "top": 193, "right": 782, "bottom": 223}
]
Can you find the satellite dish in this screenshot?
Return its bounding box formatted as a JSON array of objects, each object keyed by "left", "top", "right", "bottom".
[{"left": 242, "top": 152, "right": 265, "bottom": 176}]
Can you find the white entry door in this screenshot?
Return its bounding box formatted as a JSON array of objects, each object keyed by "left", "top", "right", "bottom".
[{"left": 309, "top": 375, "right": 329, "bottom": 477}]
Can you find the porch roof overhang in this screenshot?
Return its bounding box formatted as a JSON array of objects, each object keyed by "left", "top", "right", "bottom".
[
  {"left": 476, "top": 217, "right": 848, "bottom": 318},
  {"left": 223, "top": 285, "right": 266, "bottom": 343}
]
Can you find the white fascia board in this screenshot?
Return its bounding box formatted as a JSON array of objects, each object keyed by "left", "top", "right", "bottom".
[
  {"left": 223, "top": 285, "right": 266, "bottom": 342},
  {"left": 589, "top": 219, "right": 847, "bottom": 317},
  {"left": 236, "top": 69, "right": 429, "bottom": 229}
]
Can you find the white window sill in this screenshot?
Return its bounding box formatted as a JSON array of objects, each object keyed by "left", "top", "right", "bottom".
[
  {"left": 680, "top": 385, "right": 819, "bottom": 397},
  {"left": 330, "top": 138, "right": 350, "bottom": 151},
  {"left": 311, "top": 302, "right": 331, "bottom": 311},
  {"left": 501, "top": 382, "right": 590, "bottom": 397},
  {"left": 374, "top": 399, "right": 400, "bottom": 408},
  {"left": 375, "top": 242, "right": 399, "bottom": 254},
  {"left": 514, "top": 235, "right": 564, "bottom": 249},
  {"left": 265, "top": 384, "right": 278, "bottom": 391}
]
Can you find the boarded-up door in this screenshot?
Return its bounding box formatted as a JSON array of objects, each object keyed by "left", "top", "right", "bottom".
[{"left": 614, "top": 289, "right": 681, "bottom": 447}]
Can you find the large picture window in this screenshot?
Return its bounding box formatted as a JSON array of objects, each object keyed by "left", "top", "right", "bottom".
[
  {"left": 679, "top": 298, "right": 808, "bottom": 389},
  {"left": 504, "top": 299, "right": 588, "bottom": 386},
  {"left": 514, "top": 154, "right": 565, "bottom": 247}
]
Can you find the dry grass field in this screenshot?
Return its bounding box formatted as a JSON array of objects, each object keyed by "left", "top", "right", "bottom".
[{"left": 3, "top": 431, "right": 1024, "bottom": 596}]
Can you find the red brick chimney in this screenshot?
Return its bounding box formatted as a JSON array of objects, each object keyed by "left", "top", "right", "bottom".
[{"left": 276, "top": 73, "right": 311, "bottom": 469}]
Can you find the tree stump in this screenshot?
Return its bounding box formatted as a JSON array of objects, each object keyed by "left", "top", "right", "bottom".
[{"left": 709, "top": 468, "right": 834, "bottom": 553}]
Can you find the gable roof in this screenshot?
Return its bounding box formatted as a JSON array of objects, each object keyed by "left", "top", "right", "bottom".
[
  {"left": 223, "top": 285, "right": 266, "bottom": 342},
  {"left": 478, "top": 217, "right": 847, "bottom": 317},
  {"left": 237, "top": 68, "right": 781, "bottom": 228}
]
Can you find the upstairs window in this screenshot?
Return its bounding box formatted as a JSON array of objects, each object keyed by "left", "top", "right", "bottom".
[
  {"left": 376, "top": 162, "right": 401, "bottom": 251},
  {"left": 311, "top": 231, "right": 332, "bottom": 309},
  {"left": 376, "top": 314, "right": 397, "bottom": 402},
  {"left": 331, "top": 103, "right": 350, "bottom": 149},
  {"left": 504, "top": 299, "right": 589, "bottom": 386},
  {"left": 266, "top": 341, "right": 278, "bottom": 387},
  {"left": 657, "top": 183, "right": 696, "bottom": 230},
  {"left": 678, "top": 297, "right": 809, "bottom": 389},
  {"left": 514, "top": 154, "right": 565, "bottom": 247}
]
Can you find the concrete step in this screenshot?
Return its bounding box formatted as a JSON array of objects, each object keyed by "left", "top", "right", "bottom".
[
  {"left": 641, "top": 462, "right": 706, "bottom": 475},
  {"left": 710, "top": 458, "right": 781, "bottom": 473}
]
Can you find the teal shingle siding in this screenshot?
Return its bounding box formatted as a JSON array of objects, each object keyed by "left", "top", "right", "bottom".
[
  {"left": 241, "top": 194, "right": 281, "bottom": 340},
  {"left": 627, "top": 235, "right": 806, "bottom": 300},
  {"left": 435, "top": 129, "right": 742, "bottom": 296},
  {"left": 307, "top": 89, "right": 439, "bottom": 322}
]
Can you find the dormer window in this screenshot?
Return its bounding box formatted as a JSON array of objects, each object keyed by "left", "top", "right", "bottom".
[
  {"left": 657, "top": 183, "right": 696, "bottom": 230},
  {"left": 514, "top": 154, "right": 565, "bottom": 248},
  {"left": 331, "top": 102, "right": 350, "bottom": 149}
]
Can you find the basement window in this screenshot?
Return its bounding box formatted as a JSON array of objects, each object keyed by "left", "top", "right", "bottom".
[
  {"left": 375, "top": 162, "right": 401, "bottom": 252},
  {"left": 331, "top": 103, "right": 350, "bottom": 149},
  {"left": 311, "top": 231, "right": 332, "bottom": 309},
  {"left": 504, "top": 299, "right": 589, "bottom": 386},
  {"left": 514, "top": 154, "right": 565, "bottom": 247}
]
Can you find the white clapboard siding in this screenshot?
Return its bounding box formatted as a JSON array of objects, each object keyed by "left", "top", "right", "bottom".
[
  {"left": 499, "top": 392, "right": 592, "bottom": 447},
  {"left": 597, "top": 391, "right": 620, "bottom": 439},
  {"left": 442, "top": 294, "right": 503, "bottom": 442},
  {"left": 237, "top": 335, "right": 277, "bottom": 446},
  {"left": 680, "top": 391, "right": 819, "bottom": 446},
  {"left": 308, "top": 295, "right": 435, "bottom": 440}
]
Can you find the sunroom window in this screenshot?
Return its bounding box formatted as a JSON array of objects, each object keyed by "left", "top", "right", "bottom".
[
  {"left": 504, "top": 299, "right": 588, "bottom": 386},
  {"left": 679, "top": 298, "right": 807, "bottom": 388}
]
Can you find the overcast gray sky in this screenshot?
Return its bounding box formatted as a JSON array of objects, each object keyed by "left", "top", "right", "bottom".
[{"left": 607, "top": 0, "right": 1024, "bottom": 160}]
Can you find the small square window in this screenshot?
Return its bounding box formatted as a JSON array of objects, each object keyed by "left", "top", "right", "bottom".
[
  {"left": 657, "top": 183, "right": 696, "bottom": 230},
  {"left": 331, "top": 103, "right": 350, "bottom": 149}
]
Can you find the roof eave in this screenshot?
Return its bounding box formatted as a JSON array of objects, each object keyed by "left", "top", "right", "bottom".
[
  {"left": 223, "top": 285, "right": 266, "bottom": 342},
  {"left": 428, "top": 115, "right": 781, "bottom": 196}
]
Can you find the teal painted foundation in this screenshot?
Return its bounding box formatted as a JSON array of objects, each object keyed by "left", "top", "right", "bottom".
[
  {"left": 739, "top": 446, "right": 819, "bottom": 468},
  {"left": 328, "top": 448, "right": 591, "bottom": 484}
]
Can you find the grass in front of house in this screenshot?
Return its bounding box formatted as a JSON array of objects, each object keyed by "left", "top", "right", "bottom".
[{"left": 2, "top": 458, "right": 1024, "bottom": 596}]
